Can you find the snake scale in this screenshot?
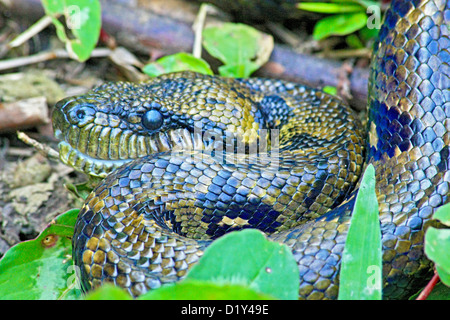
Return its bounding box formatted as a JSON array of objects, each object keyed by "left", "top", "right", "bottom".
[{"left": 52, "top": 0, "right": 450, "bottom": 299}]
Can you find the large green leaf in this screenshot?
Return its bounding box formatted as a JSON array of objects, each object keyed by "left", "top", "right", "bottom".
[
  {"left": 86, "top": 229, "right": 299, "bottom": 300},
  {"left": 0, "top": 209, "right": 80, "bottom": 300},
  {"left": 185, "top": 229, "right": 299, "bottom": 300},
  {"left": 139, "top": 280, "right": 274, "bottom": 300},
  {"left": 85, "top": 280, "right": 273, "bottom": 300},
  {"left": 338, "top": 164, "right": 382, "bottom": 300}
]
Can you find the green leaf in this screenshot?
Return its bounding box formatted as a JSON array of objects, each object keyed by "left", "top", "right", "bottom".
[
  {"left": 217, "top": 64, "right": 252, "bottom": 78},
  {"left": 65, "top": 181, "right": 94, "bottom": 201},
  {"left": 297, "top": 2, "right": 364, "bottom": 13},
  {"left": 82, "top": 229, "right": 297, "bottom": 300},
  {"left": 139, "top": 280, "right": 274, "bottom": 300},
  {"left": 425, "top": 203, "right": 450, "bottom": 286},
  {"left": 185, "top": 229, "right": 299, "bottom": 300},
  {"left": 0, "top": 209, "right": 80, "bottom": 300},
  {"left": 338, "top": 164, "right": 382, "bottom": 300},
  {"left": 202, "top": 23, "right": 274, "bottom": 78},
  {"left": 143, "top": 52, "right": 213, "bottom": 77},
  {"left": 358, "top": 25, "right": 380, "bottom": 43},
  {"left": 422, "top": 282, "right": 450, "bottom": 300},
  {"left": 313, "top": 12, "right": 368, "bottom": 40},
  {"left": 345, "top": 34, "right": 364, "bottom": 49},
  {"left": 41, "top": 0, "right": 101, "bottom": 62},
  {"left": 432, "top": 202, "right": 450, "bottom": 227},
  {"left": 85, "top": 284, "right": 132, "bottom": 300},
  {"left": 323, "top": 85, "right": 338, "bottom": 96}
]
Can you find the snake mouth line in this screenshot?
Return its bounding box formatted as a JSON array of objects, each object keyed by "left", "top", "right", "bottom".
[{"left": 58, "top": 141, "right": 130, "bottom": 178}]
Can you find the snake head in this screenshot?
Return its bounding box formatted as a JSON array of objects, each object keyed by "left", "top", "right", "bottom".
[
  {"left": 52, "top": 72, "right": 267, "bottom": 178},
  {"left": 52, "top": 85, "right": 193, "bottom": 178}
]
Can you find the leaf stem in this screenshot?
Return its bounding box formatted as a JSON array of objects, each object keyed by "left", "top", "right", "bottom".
[{"left": 416, "top": 271, "right": 440, "bottom": 300}]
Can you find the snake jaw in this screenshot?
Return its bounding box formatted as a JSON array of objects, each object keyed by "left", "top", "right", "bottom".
[{"left": 57, "top": 140, "right": 130, "bottom": 178}]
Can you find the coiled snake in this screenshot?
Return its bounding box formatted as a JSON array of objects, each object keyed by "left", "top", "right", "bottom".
[{"left": 52, "top": 0, "right": 450, "bottom": 299}]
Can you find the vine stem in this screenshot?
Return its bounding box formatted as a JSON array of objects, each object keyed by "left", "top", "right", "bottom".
[{"left": 416, "top": 271, "right": 440, "bottom": 300}]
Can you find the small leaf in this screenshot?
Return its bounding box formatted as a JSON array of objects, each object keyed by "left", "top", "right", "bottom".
[
  {"left": 297, "top": 2, "right": 364, "bottom": 13},
  {"left": 425, "top": 202, "right": 450, "bottom": 286},
  {"left": 41, "top": 0, "right": 101, "bottom": 62},
  {"left": 339, "top": 164, "right": 382, "bottom": 300},
  {"left": 0, "top": 209, "right": 80, "bottom": 300},
  {"left": 323, "top": 85, "right": 338, "bottom": 96},
  {"left": 345, "top": 34, "right": 364, "bottom": 49},
  {"left": 139, "top": 280, "right": 274, "bottom": 300},
  {"left": 313, "top": 12, "right": 368, "bottom": 40},
  {"left": 65, "top": 181, "right": 94, "bottom": 201},
  {"left": 202, "top": 23, "right": 274, "bottom": 78},
  {"left": 359, "top": 25, "right": 380, "bottom": 42},
  {"left": 185, "top": 229, "right": 299, "bottom": 300},
  {"left": 143, "top": 52, "right": 213, "bottom": 76}
]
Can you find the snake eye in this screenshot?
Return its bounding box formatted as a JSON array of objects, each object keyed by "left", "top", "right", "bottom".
[
  {"left": 68, "top": 105, "right": 96, "bottom": 125},
  {"left": 142, "top": 109, "right": 164, "bottom": 131}
]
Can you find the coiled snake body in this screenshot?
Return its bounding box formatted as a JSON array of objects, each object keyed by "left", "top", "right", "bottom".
[{"left": 52, "top": 0, "right": 450, "bottom": 299}]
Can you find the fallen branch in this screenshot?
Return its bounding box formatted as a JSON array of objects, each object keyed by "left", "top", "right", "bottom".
[
  {"left": 0, "top": 48, "right": 111, "bottom": 71},
  {"left": 5, "top": 0, "right": 370, "bottom": 110},
  {"left": 0, "top": 97, "right": 49, "bottom": 131}
]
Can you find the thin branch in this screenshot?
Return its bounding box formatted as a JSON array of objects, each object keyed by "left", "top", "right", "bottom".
[
  {"left": 8, "top": 15, "right": 55, "bottom": 49},
  {"left": 192, "top": 3, "right": 215, "bottom": 58},
  {"left": 0, "top": 47, "right": 112, "bottom": 71},
  {"left": 17, "top": 131, "right": 60, "bottom": 161}
]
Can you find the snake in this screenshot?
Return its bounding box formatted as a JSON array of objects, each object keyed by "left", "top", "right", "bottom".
[{"left": 52, "top": 0, "right": 449, "bottom": 299}]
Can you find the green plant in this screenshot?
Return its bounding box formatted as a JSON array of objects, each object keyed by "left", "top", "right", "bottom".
[
  {"left": 297, "top": 0, "right": 381, "bottom": 42},
  {"left": 425, "top": 203, "right": 450, "bottom": 287},
  {"left": 143, "top": 52, "right": 213, "bottom": 77},
  {"left": 143, "top": 23, "right": 273, "bottom": 79},
  {"left": 0, "top": 213, "right": 299, "bottom": 300},
  {"left": 41, "top": 0, "right": 101, "bottom": 61},
  {"left": 0, "top": 209, "right": 80, "bottom": 300},
  {"left": 85, "top": 229, "right": 299, "bottom": 300},
  {"left": 338, "top": 164, "right": 382, "bottom": 300}
]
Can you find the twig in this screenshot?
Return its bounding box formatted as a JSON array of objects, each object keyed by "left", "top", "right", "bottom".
[
  {"left": 8, "top": 15, "right": 55, "bottom": 49},
  {"left": 0, "top": 47, "right": 112, "bottom": 71},
  {"left": 266, "top": 22, "right": 302, "bottom": 48},
  {"left": 416, "top": 271, "right": 440, "bottom": 300},
  {"left": 317, "top": 48, "right": 372, "bottom": 60},
  {"left": 192, "top": 3, "right": 215, "bottom": 58},
  {"left": 17, "top": 131, "right": 60, "bottom": 161}
]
